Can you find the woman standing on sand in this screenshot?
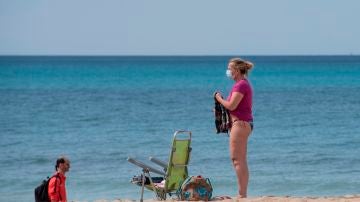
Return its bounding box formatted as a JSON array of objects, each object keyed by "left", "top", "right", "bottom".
[{"left": 215, "top": 58, "right": 254, "bottom": 198}]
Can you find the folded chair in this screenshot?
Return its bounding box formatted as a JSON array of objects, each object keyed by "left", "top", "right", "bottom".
[{"left": 127, "top": 130, "right": 192, "bottom": 201}]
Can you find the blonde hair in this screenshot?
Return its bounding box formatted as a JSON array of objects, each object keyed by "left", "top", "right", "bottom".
[{"left": 229, "top": 58, "right": 254, "bottom": 75}]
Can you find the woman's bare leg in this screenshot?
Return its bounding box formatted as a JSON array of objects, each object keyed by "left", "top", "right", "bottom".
[{"left": 229, "top": 121, "right": 251, "bottom": 198}]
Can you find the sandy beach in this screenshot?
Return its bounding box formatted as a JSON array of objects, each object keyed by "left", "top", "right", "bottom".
[{"left": 88, "top": 195, "right": 360, "bottom": 202}]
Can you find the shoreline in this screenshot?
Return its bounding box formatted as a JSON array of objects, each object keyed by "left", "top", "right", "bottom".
[{"left": 85, "top": 195, "right": 360, "bottom": 202}]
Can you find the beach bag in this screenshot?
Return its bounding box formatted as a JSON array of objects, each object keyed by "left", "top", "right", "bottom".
[
  {"left": 179, "top": 175, "right": 213, "bottom": 201},
  {"left": 214, "top": 92, "right": 230, "bottom": 133},
  {"left": 34, "top": 174, "right": 59, "bottom": 202}
]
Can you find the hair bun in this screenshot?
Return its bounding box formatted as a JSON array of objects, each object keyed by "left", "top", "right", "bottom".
[{"left": 245, "top": 61, "right": 254, "bottom": 70}]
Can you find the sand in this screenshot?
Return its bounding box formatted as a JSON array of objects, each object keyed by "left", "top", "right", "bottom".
[{"left": 88, "top": 195, "right": 360, "bottom": 202}]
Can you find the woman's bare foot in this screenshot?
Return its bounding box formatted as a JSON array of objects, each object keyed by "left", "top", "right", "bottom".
[{"left": 237, "top": 194, "right": 247, "bottom": 199}]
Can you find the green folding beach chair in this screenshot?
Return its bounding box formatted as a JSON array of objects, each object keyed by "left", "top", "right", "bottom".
[{"left": 127, "top": 130, "right": 192, "bottom": 201}]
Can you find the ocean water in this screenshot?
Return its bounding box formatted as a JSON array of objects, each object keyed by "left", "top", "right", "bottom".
[{"left": 0, "top": 56, "right": 360, "bottom": 201}]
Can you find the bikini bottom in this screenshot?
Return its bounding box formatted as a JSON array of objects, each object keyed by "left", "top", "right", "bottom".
[{"left": 232, "top": 119, "right": 254, "bottom": 131}]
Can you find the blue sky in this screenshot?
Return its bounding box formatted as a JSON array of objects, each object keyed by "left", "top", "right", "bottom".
[{"left": 1, "top": 0, "right": 359, "bottom": 55}]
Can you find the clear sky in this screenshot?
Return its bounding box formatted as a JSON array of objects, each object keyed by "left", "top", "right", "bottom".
[{"left": 1, "top": 0, "right": 359, "bottom": 56}]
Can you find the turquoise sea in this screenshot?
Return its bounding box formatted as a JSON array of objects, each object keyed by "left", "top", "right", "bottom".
[{"left": 1, "top": 56, "right": 360, "bottom": 201}]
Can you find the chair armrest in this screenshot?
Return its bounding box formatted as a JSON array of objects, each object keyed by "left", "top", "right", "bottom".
[
  {"left": 127, "top": 157, "right": 166, "bottom": 176},
  {"left": 149, "top": 157, "right": 168, "bottom": 170}
]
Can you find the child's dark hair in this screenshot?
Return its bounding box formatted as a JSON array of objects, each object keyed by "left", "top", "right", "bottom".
[{"left": 55, "top": 157, "right": 66, "bottom": 171}]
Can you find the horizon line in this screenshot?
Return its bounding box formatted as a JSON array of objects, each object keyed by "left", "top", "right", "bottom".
[{"left": 0, "top": 54, "right": 360, "bottom": 57}]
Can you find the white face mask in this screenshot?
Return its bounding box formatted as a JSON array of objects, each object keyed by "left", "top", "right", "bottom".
[{"left": 226, "top": 69, "right": 232, "bottom": 78}]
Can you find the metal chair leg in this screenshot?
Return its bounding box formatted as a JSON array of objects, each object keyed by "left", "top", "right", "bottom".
[{"left": 140, "top": 169, "right": 147, "bottom": 202}]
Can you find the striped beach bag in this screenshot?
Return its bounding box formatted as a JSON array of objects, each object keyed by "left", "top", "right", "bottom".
[{"left": 179, "top": 175, "right": 213, "bottom": 201}]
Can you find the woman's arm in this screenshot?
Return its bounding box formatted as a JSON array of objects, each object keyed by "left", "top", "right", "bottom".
[{"left": 215, "top": 92, "right": 244, "bottom": 111}]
